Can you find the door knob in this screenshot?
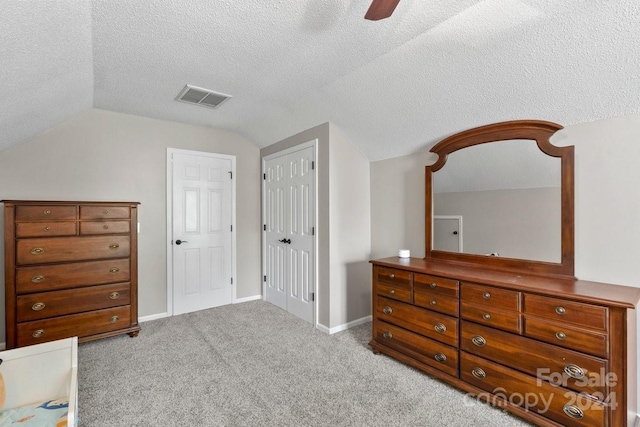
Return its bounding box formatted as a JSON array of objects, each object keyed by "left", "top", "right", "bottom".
[
  {"left": 175, "top": 239, "right": 188, "bottom": 245},
  {"left": 278, "top": 238, "right": 291, "bottom": 244}
]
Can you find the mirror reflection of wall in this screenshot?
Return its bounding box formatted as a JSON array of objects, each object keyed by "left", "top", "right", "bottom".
[{"left": 432, "top": 139, "right": 561, "bottom": 263}]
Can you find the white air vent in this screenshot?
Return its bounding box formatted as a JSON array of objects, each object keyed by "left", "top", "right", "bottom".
[{"left": 175, "top": 85, "right": 232, "bottom": 109}]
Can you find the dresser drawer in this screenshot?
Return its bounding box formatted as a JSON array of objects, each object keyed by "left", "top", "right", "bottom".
[
  {"left": 80, "top": 220, "right": 131, "bottom": 235},
  {"left": 414, "top": 293, "right": 458, "bottom": 317},
  {"left": 377, "top": 282, "right": 412, "bottom": 303},
  {"left": 16, "top": 259, "right": 130, "bottom": 294},
  {"left": 376, "top": 296, "right": 458, "bottom": 347},
  {"left": 460, "top": 321, "right": 608, "bottom": 397},
  {"left": 524, "top": 294, "right": 608, "bottom": 331},
  {"left": 460, "top": 352, "right": 607, "bottom": 427},
  {"left": 414, "top": 273, "right": 459, "bottom": 298},
  {"left": 16, "top": 221, "right": 77, "bottom": 238},
  {"left": 524, "top": 315, "right": 608, "bottom": 358},
  {"left": 16, "top": 205, "right": 76, "bottom": 221},
  {"left": 376, "top": 320, "right": 458, "bottom": 377},
  {"left": 460, "top": 301, "right": 521, "bottom": 334},
  {"left": 16, "top": 235, "right": 130, "bottom": 265},
  {"left": 461, "top": 283, "right": 520, "bottom": 311},
  {"left": 80, "top": 206, "right": 130, "bottom": 219},
  {"left": 17, "top": 305, "right": 132, "bottom": 347},
  {"left": 376, "top": 267, "right": 411, "bottom": 288}
]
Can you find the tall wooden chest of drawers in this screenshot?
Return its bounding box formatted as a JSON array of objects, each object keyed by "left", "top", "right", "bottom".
[
  {"left": 3, "top": 200, "right": 141, "bottom": 349},
  {"left": 370, "top": 257, "right": 640, "bottom": 427}
]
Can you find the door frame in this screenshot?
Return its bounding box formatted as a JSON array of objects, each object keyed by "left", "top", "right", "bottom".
[
  {"left": 261, "top": 139, "right": 318, "bottom": 326},
  {"left": 433, "top": 215, "right": 463, "bottom": 253},
  {"left": 166, "top": 148, "right": 237, "bottom": 316}
]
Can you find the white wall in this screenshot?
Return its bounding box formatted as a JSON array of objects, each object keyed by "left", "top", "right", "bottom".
[{"left": 0, "top": 109, "right": 262, "bottom": 343}]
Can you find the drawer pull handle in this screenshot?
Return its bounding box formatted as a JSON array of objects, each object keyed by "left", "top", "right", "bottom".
[
  {"left": 103, "top": 224, "right": 110, "bottom": 229},
  {"left": 429, "top": 282, "right": 437, "bottom": 289},
  {"left": 110, "top": 292, "right": 120, "bottom": 299},
  {"left": 104, "top": 210, "right": 110, "bottom": 215},
  {"left": 32, "top": 329, "right": 45, "bottom": 338},
  {"left": 555, "top": 306, "right": 566, "bottom": 315},
  {"left": 32, "top": 302, "right": 46, "bottom": 311},
  {"left": 44, "top": 226, "right": 51, "bottom": 231},
  {"left": 471, "top": 335, "right": 486, "bottom": 347},
  {"left": 389, "top": 274, "right": 395, "bottom": 279},
  {"left": 109, "top": 243, "right": 120, "bottom": 249},
  {"left": 471, "top": 367, "right": 486, "bottom": 380},
  {"left": 482, "top": 313, "right": 491, "bottom": 320},
  {"left": 110, "top": 267, "right": 120, "bottom": 273},
  {"left": 30, "top": 247, "right": 45, "bottom": 255},
  {"left": 434, "top": 323, "right": 446, "bottom": 333},
  {"left": 389, "top": 289, "right": 395, "bottom": 295},
  {"left": 383, "top": 331, "right": 393, "bottom": 340},
  {"left": 556, "top": 331, "right": 567, "bottom": 341},
  {"left": 562, "top": 404, "right": 584, "bottom": 419},
  {"left": 563, "top": 364, "right": 585, "bottom": 379},
  {"left": 110, "top": 316, "right": 120, "bottom": 323},
  {"left": 31, "top": 275, "right": 45, "bottom": 283},
  {"left": 434, "top": 353, "right": 447, "bottom": 363},
  {"left": 383, "top": 306, "right": 393, "bottom": 315},
  {"left": 430, "top": 300, "right": 437, "bottom": 306},
  {"left": 43, "top": 210, "right": 51, "bottom": 215},
  {"left": 482, "top": 292, "right": 491, "bottom": 299}
]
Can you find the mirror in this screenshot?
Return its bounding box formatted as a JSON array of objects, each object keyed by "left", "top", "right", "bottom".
[{"left": 425, "top": 120, "right": 574, "bottom": 277}]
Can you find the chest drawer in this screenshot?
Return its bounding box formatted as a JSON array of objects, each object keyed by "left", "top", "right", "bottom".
[
  {"left": 377, "top": 282, "right": 412, "bottom": 303},
  {"left": 16, "top": 235, "right": 130, "bottom": 265},
  {"left": 414, "top": 294, "right": 458, "bottom": 317},
  {"left": 17, "top": 306, "right": 132, "bottom": 347},
  {"left": 80, "top": 220, "right": 131, "bottom": 235},
  {"left": 524, "top": 294, "right": 607, "bottom": 331},
  {"left": 376, "top": 296, "right": 458, "bottom": 347},
  {"left": 16, "top": 205, "right": 76, "bottom": 221},
  {"left": 376, "top": 320, "right": 458, "bottom": 377},
  {"left": 460, "top": 351, "right": 607, "bottom": 427},
  {"left": 17, "top": 282, "right": 131, "bottom": 322},
  {"left": 524, "top": 315, "right": 608, "bottom": 358},
  {"left": 80, "top": 206, "right": 130, "bottom": 219},
  {"left": 460, "top": 301, "right": 521, "bottom": 334},
  {"left": 414, "top": 273, "right": 459, "bottom": 298},
  {"left": 16, "top": 221, "right": 77, "bottom": 238},
  {"left": 376, "top": 267, "right": 411, "bottom": 288},
  {"left": 461, "top": 283, "right": 520, "bottom": 311},
  {"left": 460, "top": 321, "right": 608, "bottom": 397}
]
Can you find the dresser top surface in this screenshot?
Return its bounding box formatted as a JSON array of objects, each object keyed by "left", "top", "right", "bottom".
[
  {"left": 372, "top": 257, "right": 640, "bottom": 309},
  {"left": 2, "top": 200, "right": 140, "bottom": 205}
]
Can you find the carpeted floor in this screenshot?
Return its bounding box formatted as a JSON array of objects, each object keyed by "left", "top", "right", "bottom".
[{"left": 78, "top": 300, "right": 533, "bottom": 426}]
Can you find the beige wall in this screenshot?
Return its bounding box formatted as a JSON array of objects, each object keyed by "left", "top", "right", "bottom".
[{"left": 0, "top": 109, "right": 262, "bottom": 343}]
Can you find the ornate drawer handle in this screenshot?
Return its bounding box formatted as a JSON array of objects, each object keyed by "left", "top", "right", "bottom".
[
  {"left": 30, "top": 247, "right": 45, "bottom": 255},
  {"left": 383, "top": 306, "right": 393, "bottom": 315},
  {"left": 430, "top": 300, "right": 437, "bottom": 306},
  {"left": 556, "top": 331, "right": 567, "bottom": 341},
  {"left": 44, "top": 226, "right": 51, "bottom": 231},
  {"left": 110, "top": 292, "right": 120, "bottom": 299},
  {"left": 110, "top": 316, "right": 120, "bottom": 323},
  {"left": 482, "top": 292, "right": 491, "bottom": 299},
  {"left": 563, "top": 364, "right": 586, "bottom": 379},
  {"left": 563, "top": 404, "right": 584, "bottom": 419},
  {"left": 471, "top": 335, "right": 486, "bottom": 347},
  {"left": 103, "top": 224, "right": 110, "bottom": 229},
  {"left": 429, "top": 282, "right": 437, "bottom": 289},
  {"left": 43, "top": 210, "right": 51, "bottom": 215},
  {"left": 109, "top": 243, "right": 120, "bottom": 249},
  {"left": 434, "top": 353, "right": 447, "bottom": 363},
  {"left": 389, "top": 273, "right": 395, "bottom": 279},
  {"left": 471, "top": 367, "right": 486, "bottom": 380},
  {"left": 31, "top": 275, "right": 45, "bottom": 283},
  {"left": 556, "top": 306, "right": 566, "bottom": 315},
  {"left": 32, "top": 329, "right": 45, "bottom": 338},
  {"left": 32, "top": 302, "right": 46, "bottom": 311},
  {"left": 383, "top": 331, "right": 393, "bottom": 340},
  {"left": 482, "top": 313, "right": 491, "bottom": 320},
  {"left": 434, "top": 323, "right": 446, "bottom": 333},
  {"left": 110, "top": 267, "right": 120, "bottom": 273},
  {"left": 389, "top": 289, "right": 395, "bottom": 295}
]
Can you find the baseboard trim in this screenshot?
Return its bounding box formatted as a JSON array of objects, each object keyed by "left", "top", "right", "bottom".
[
  {"left": 139, "top": 312, "right": 170, "bottom": 323},
  {"left": 316, "top": 315, "right": 372, "bottom": 335},
  {"left": 0, "top": 342, "right": 5, "bottom": 351},
  {"left": 233, "top": 294, "right": 262, "bottom": 304}
]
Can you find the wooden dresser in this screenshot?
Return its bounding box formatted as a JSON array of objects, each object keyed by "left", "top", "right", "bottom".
[
  {"left": 3, "top": 200, "right": 140, "bottom": 349},
  {"left": 370, "top": 257, "right": 640, "bottom": 427}
]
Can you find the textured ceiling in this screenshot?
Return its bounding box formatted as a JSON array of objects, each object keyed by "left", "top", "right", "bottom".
[{"left": 2, "top": 0, "right": 639, "bottom": 160}]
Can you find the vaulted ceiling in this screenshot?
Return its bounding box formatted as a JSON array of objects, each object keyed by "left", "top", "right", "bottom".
[{"left": 2, "top": 0, "right": 639, "bottom": 160}]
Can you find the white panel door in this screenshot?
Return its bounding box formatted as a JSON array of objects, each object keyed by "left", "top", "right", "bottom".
[
  {"left": 264, "top": 145, "right": 315, "bottom": 324},
  {"left": 172, "top": 152, "right": 233, "bottom": 315},
  {"left": 433, "top": 216, "right": 462, "bottom": 253}
]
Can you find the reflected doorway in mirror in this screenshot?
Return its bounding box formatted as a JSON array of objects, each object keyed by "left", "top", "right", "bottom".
[{"left": 433, "top": 215, "right": 463, "bottom": 253}]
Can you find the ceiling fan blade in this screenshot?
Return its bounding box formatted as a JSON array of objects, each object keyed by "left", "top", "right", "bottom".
[{"left": 365, "top": 0, "right": 401, "bottom": 21}]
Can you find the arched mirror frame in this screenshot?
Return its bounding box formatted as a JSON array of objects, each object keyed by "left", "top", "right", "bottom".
[{"left": 425, "top": 120, "right": 575, "bottom": 278}]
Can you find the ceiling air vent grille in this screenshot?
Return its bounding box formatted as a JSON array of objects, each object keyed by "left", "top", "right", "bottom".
[{"left": 175, "top": 85, "right": 232, "bottom": 109}]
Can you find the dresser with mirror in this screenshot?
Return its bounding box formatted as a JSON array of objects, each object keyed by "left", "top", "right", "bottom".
[{"left": 369, "top": 120, "right": 639, "bottom": 426}]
